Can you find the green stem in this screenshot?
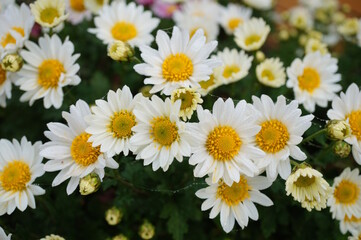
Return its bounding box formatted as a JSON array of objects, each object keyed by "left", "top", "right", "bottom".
[{"left": 302, "top": 129, "right": 326, "bottom": 144}]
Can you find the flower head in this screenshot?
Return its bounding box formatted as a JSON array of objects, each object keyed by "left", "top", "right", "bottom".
[
  {"left": 234, "top": 18, "right": 270, "bottom": 51},
  {"left": 30, "top": 0, "right": 69, "bottom": 28},
  {"left": 256, "top": 58, "right": 285, "bottom": 88}
]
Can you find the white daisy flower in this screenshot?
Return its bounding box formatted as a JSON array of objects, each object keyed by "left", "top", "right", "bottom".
[
  {"left": 288, "top": 6, "right": 314, "bottom": 30},
  {"left": 41, "top": 100, "right": 119, "bottom": 195},
  {"left": 197, "top": 72, "right": 222, "bottom": 97},
  {"left": 256, "top": 57, "right": 286, "bottom": 88},
  {"left": 213, "top": 48, "right": 253, "bottom": 85},
  {"left": 189, "top": 98, "right": 264, "bottom": 186},
  {"left": 84, "top": 0, "right": 109, "bottom": 14},
  {"left": 196, "top": 175, "right": 273, "bottom": 233},
  {"left": 0, "top": 226, "right": 11, "bottom": 240},
  {"left": 0, "top": 137, "right": 45, "bottom": 215},
  {"left": 286, "top": 51, "right": 342, "bottom": 113},
  {"left": 0, "top": 66, "right": 12, "bottom": 108},
  {"left": 85, "top": 86, "right": 143, "bottom": 157},
  {"left": 134, "top": 26, "right": 220, "bottom": 95},
  {"left": 88, "top": 1, "right": 160, "bottom": 47},
  {"left": 174, "top": 16, "right": 219, "bottom": 42},
  {"left": 339, "top": 215, "right": 361, "bottom": 235},
  {"left": 170, "top": 87, "right": 203, "bottom": 121},
  {"left": 327, "top": 168, "right": 361, "bottom": 219},
  {"left": 327, "top": 84, "right": 361, "bottom": 165},
  {"left": 243, "top": 0, "right": 273, "bottom": 10},
  {"left": 305, "top": 38, "right": 328, "bottom": 55},
  {"left": 234, "top": 17, "right": 271, "bottom": 52},
  {"left": 30, "top": 0, "right": 69, "bottom": 28},
  {"left": 0, "top": 4, "right": 34, "bottom": 56},
  {"left": 251, "top": 95, "right": 313, "bottom": 180},
  {"left": 0, "top": 0, "right": 15, "bottom": 13},
  {"left": 219, "top": 3, "right": 252, "bottom": 35},
  {"left": 66, "top": 0, "right": 92, "bottom": 25},
  {"left": 285, "top": 165, "right": 331, "bottom": 211},
  {"left": 130, "top": 95, "right": 193, "bottom": 171},
  {"left": 15, "top": 34, "right": 81, "bottom": 109}
]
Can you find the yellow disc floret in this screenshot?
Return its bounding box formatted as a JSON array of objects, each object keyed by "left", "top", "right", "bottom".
[
  {"left": 162, "top": 53, "right": 194, "bottom": 82},
  {"left": 245, "top": 34, "right": 261, "bottom": 46},
  {"left": 228, "top": 18, "right": 242, "bottom": 31},
  {"left": 0, "top": 27, "right": 25, "bottom": 48},
  {"left": 0, "top": 160, "right": 31, "bottom": 192},
  {"left": 298, "top": 67, "right": 320, "bottom": 93},
  {"left": 347, "top": 110, "right": 361, "bottom": 140},
  {"left": 334, "top": 180, "right": 359, "bottom": 204},
  {"left": 40, "top": 7, "right": 60, "bottom": 24},
  {"left": 217, "top": 176, "right": 251, "bottom": 206},
  {"left": 222, "top": 65, "right": 240, "bottom": 78},
  {"left": 71, "top": 132, "right": 101, "bottom": 167},
  {"left": 109, "top": 111, "right": 136, "bottom": 139},
  {"left": 0, "top": 66, "right": 6, "bottom": 85},
  {"left": 111, "top": 22, "right": 137, "bottom": 42},
  {"left": 70, "top": 0, "right": 86, "bottom": 12},
  {"left": 150, "top": 117, "right": 179, "bottom": 147},
  {"left": 38, "top": 59, "right": 65, "bottom": 89},
  {"left": 256, "top": 120, "right": 289, "bottom": 153}
]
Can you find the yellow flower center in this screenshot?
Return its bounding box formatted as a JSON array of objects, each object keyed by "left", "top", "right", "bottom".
[
  {"left": 347, "top": 110, "right": 361, "bottom": 140},
  {"left": 228, "top": 18, "right": 243, "bottom": 30},
  {"left": 71, "top": 133, "right": 101, "bottom": 167},
  {"left": 174, "top": 91, "right": 195, "bottom": 110},
  {"left": 245, "top": 34, "right": 261, "bottom": 46},
  {"left": 217, "top": 176, "right": 251, "bottom": 206},
  {"left": 297, "top": 67, "right": 320, "bottom": 93},
  {"left": 111, "top": 22, "right": 137, "bottom": 42},
  {"left": 166, "top": 5, "right": 177, "bottom": 15},
  {"left": 96, "top": 0, "right": 104, "bottom": 4},
  {"left": 206, "top": 126, "right": 242, "bottom": 161},
  {"left": 190, "top": 28, "right": 208, "bottom": 41},
  {"left": 37, "top": 59, "right": 65, "bottom": 89},
  {"left": 334, "top": 180, "right": 359, "bottom": 204},
  {"left": 40, "top": 7, "right": 60, "bottom": 24},
  {"left": 222, "top": 65, "right": 240, "bottom": 78},
  {"left": 150, "top": 117, "right": 179, "bottom": 147},
  {"left": 162, "top": 53, "right": 194, "bottom": 82},
  {"left": 0, "top": 66, "right": 6, "bottom": 85},
  {"left": 0, "top": 160, "right": 31, "bottom": 192},
  {"left": 109, "top": 111, "right": 136, "bottom": 139},
  {"left": 1, "top": 27, "right": 25, "bottom": 48},
  {"left": 256, "top": 120, "right": 289, "bottom": 153},
  {"left": 261, "top": 69, "right": 275, "bottom": 81},
  {"left": 344, "top": 215, "right": 361, "bottom": 223},
  {"left": 199, "top": 75, "right": 215, "bottom": 90},
  {"left": 294, "top": 175, "right": 316, "bottom": 187},
  {"left": 70, "top": 0, "right": 85, "bottom": 12}
]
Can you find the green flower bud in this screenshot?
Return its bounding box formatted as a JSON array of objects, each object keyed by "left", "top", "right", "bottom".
[
  {"left": 107, "top": 41, "right": 134, "bottom": 62},
  {"left": 326, "top": 120, "right": 351, "bottom": 140},
  {"left": 105, "top": 207, "right": 123, "bottom": 226},
  {"left": 1, "top": 53, "right": 23, "bottom": 72},
  {"left": 139, "top": 220, "right": 155, "bottom": 239},
  {"left": 79, "top": 173, "right": 101, "bottom": 196},
  {"left": 333, "top": 141, "right": 351, "bottom": 158}
]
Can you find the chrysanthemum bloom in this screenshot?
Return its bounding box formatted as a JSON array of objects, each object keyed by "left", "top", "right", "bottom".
[
  {"left": 189, "top": 98, "right": 264, "bottom": 186},
  {"left": 243, "top": 0, "right": 273, "bottom": 10},
  {"left": 89, "top": 1, "right": 160, "bottom": 47},
  {"left": 327, "top": 84, "right": 361, "bottom": 165},
  {"left": 0, "top": 4, "right": 34, "bottom": 56},
  {"left": 0, "top": 66, "right": 12, "bottom": 107},
  {"left": 286, "top": 165, "right": 331, "bottom": 211},
  {"left": 130, "top": 95, "right": 193, "bottom": 171},
  {"left": 196, "top": 175, "right": 273, "bottom": 233},
  {"left": 213, "top": 48, "right": 253, "bottom": 85},
  {"left": 256, "top": 58, "right": 286, "bottom": 88},
  {"left": 234, "top": 18, "right": 271, "bottom": 51},
  {"left": 170, "top": 87, "right": 203, "bottom": 121},
  {"left": 0, "top": 226, "right": 11, "bottom": 240},
  {"left": 84, "top": 0, "right": 108, "bottom": 14},
  {"left": 66, "top": 0, "right": 91, "bottom": 25},
  {"left": 30, "top": 0, "right": 69, "bottom": 28},
  {"left": 339, "top": 214, "right": 361, "bottom": 234},
  {"left": 288, "top": 6, "right": 314, "bottom": 30},
  {"left": 219, "top": 3, "right": 252, "bottom": 35},
  {"left": 85, "top": 86, "right": 143, "bottom": 157},
  {"left": 305, "top": 38, "right": 328, "bottom": 55},
  {"left": 134, "top": 26, "right": 220, "bottom": 95},
  {"left": 327, "top": 168, "right": 361, "bottom": 219},
  {"left": 0, "top": 137, "right": 45, "bottom": 215},
  {"left": 15, "top": 34, "right": 81, "bottom": 109},
  {"left": 41, "top": 100, "right": 118, "bottom": 195},
  {"left": 251, "top": 95, "right": 313, "bottom": 180},
  {"left": 286, "top": 51, "right": 342, "bottom": 113}
]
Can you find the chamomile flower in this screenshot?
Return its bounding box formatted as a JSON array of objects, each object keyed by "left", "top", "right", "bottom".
[
  {"left": 327, "top": 84, "right": 361, "bottom": 165},
  {"left": 85, "top": 86, "right": 143, "bottom": 157},
  {"left": 251, "top": 95, "right": 313, "bottom": 180},
  {"left": 0, "top": 66, "right": 12, "bottom": 107},
  {"left": 219, "top": 3, "right": 252, "bottom": 35},
  {"left": 256, "top": 57, "right": 286, "bottom": 88},
  {"left": 327, "top": 168, "right": 361, "bottom": 219},
  {"left": 0, "top": 227, "right": 11, "bottom": 240},
  {"left": 84, "top": 0, "right": 108, "bottom": 14},
  {"left": 30, "top": 0, "right": 69, "bottom": 28},
  {"left": 234, "top": 18, "right": 271, "bottom": 51},
  {"left": 15, "top": 34, "right": 81, "bottom": 109},
  {"left": 305, "top": 38, "right": 329, "bottom": 55},
  {"left": 286, "top": 51, "right": 342, "bottom": 113},
  {"left": 89, "top": 1, "right": 160, "bottom": 47},
  {"left": 189, "top": 98, "right": 264, "bottom": 186},
  {"left": 130, "top": 95, "right": 193, "bottom": 171},
  {"left": 170, "top": 87, "right": 203, "bottom": 121},
  {"left": 339, "top": 215, "right": 361, "bottom": 234},
  {"left": 66, "top": 0, "right": 92, "bottom": 25},
  {"left": 288, "top": 6, "right": 313, "bottom": 30},
  {"left": 214, "top": 48, "right": 253, "bottom": 85},
  {"left": 0, "top": 137, "right": 45, "bottom": 215},
  {"left": 0, "top": 4, "right": 34, "bottom": 56},
  {"left": 41, "top": 100, "right": 119, "bottom": 195},
  {"left": 134, "top": 26, "right": 220, "bottom": 95},
  {"left": 196, "top": 175, "right": 273, "bottom": 233},
  {"left": 286, "top": 165, "right": 331, "bottom": 211}
]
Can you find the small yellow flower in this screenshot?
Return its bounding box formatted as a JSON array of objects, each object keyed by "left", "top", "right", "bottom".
[
  {"left": 326, "top": 120, "right": 351, "bottom": 140},
  {"left": 105, "top": 207, "right": 123, "bottom": 226},
  {"left": 79, "top": 173, "right": 101, "bottom": 195},
  {"left": 139, "top": 220, "right": 155, "bottom": 240},
  {"left": 1, "top": 53, "right": 23, "bottom": 72},
  {"left": 305, "top": 38, "right": 328, "bottom": 55},
  {"left": 171, "top": 88, "right": 203, "bottom": 121},
  {"left": 30, "top": 0, "right": 69, "bottom": 28},
  {"left": 107, "top": 41, "right": 134, "bottom": 62}
]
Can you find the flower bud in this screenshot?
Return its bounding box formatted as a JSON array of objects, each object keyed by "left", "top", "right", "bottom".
[
  {"left": 139, "top": 220, "right": 155, "bottom": 239},
  {"left": 333, "top": 141, "right": 351, "bottom": 158},
  {"left": 105, "top": 207, "right": 123, "bottom": 226},
  {"left": 255, "top": 51, "right": 265, "bottom": 62},
  {"left": 139, "top": 85, "right": 153, "bottom": 98},
  {"left": 279, "top": 30, "right": 289, "bottom": 41},
  {"left": 79, "top": 173, "right": 101, "bottom": 195},
  {"left": 112, "top": 234, "right": 128, "bottom": 240},
  {"left": 326, "top": 120, "right": 351, "bottom": 140},
  {"left": 1, "top": 53, "right": 23, "bottom": 72},
  {"left": 40, "top": 234, "right": 65, "bottom": 240},
  {"left": 107, "top": 41, "right": 134, "bottom": 62}
]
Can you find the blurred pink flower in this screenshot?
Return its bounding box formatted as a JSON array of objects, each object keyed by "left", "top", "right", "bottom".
[
  {"left": 136, "top": 0, "right": 154, "bottom": 5},
  {"left": 151, "top": 0, "right": 179, "bottom": 19}
]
